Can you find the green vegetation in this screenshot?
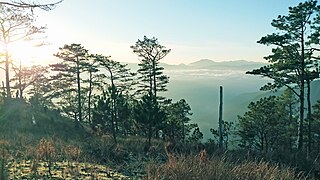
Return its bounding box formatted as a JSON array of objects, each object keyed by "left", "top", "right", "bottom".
[{"left": 2, "top": 0, "right": 320, "bottom": 179}]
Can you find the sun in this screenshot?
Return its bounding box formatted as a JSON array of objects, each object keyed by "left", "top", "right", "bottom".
[
  {"left": 7, "top": 40, "right": 49, "bottom": 66},
  {"left": 7, "top": 41, "right": 37, "bottom": 66}
]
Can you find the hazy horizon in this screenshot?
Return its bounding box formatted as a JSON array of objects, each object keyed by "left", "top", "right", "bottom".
[{"left": 5, "top": 0, "right": 304, "bottom": 67}]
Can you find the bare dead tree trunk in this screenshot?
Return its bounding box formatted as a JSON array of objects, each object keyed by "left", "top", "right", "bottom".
[{"left": 219, "top": 86, "right": 224, "bottom": 150}]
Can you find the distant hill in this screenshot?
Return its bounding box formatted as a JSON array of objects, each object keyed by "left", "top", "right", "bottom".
[{"left": 189, "top": 59, "right": 218, "bottom": 67}]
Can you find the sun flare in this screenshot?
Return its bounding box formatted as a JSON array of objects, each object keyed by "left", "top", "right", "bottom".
[
  {"left": 6, "top": 41, "right": 49, "bottom": 66},
  {"left": 7, "top": 41, "right": 36, "bottom": 66}
]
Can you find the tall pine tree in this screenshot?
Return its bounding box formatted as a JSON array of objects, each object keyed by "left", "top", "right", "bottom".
[
  {"left": 247, "top": 1, "right": 320, "bottom": 150},
  {"left": 131, "top": 36, "right": 170, "bottom": 147},
  {"left": 52, "top": 43, "right": 88, "bottom": 126}
]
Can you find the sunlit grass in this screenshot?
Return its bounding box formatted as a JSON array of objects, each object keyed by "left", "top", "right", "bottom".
[{"left": 6, "top": 160, "right": 131, "bottom": 179}]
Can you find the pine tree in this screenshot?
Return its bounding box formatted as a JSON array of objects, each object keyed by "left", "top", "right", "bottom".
[
  {"left": 11, "top": 65, "right": 48, "bottom": 99},
  {"left": 131, "top": 36, "right": 171, "bottom": 146},
  {"left": 0, "top": 5, "right": 45, "bottom": 97},
  {"left": 93, "top": 55, "right": 135, "bottom": 143},
  {"left": 52, "top": 43, "right": 89, "bottom": 126},
  {"left": 133, "top": 93, "right": 166, "bottom": 147},
  {"left": 131, "top": 36, "right": 170, "bottom": 99},
  {"left": 163, "top": 99, "right": 194, "bottom": 142},
  {"left": 247, "top": 1, "right": 320, "bottom": 150},
  {"left": 238, "top": 96, "right": 287, "bottom": 152}
]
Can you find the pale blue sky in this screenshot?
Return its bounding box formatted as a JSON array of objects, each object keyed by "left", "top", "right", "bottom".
[{"left": 32, "top": 0, "right": 304, "bottom": 65}]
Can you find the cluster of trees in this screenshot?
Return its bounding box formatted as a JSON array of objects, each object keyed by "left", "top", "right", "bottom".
[
  {"left": 0, "top": 1, "right": 203, "bottom": 148},
  {"left": 237, "top": 90, "right": 297, "bottom": 153},
  {"left": 47, "top": 38, "right": 201, "bottom": 146},
  {"left": 0, "top": 1, "right": 202, "bottom": 147},
  {"left": 237, "top": 88, "right": 320, "bottom": 156},
  {"left": 4, "top": 0, "right": 320, "bottom": 160},
  {"left": 208, "top": 1, "right": 320, "bottom": 157},
  {"left": 238, "top": 0, "right": 320, "bottom": 155}
]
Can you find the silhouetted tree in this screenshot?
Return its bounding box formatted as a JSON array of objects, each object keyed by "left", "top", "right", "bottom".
[
  {"left": 211, "top": 121, "right": 235, "bottom": 150},
  {"left": 11, "top": 65, "right": 48, "bottom": 99},
  {"left": 278, "top": 88, "right": 299, "bottom": 152},
  {"left": 115, "top": 93, "right": 133, "bottom": 136},
  {"left": 82, "top": 55, "right": 100, "bottom": 126},
  {"left": 92, "top": 93, "right": 112, "bottom": 135},
  {"left": 134, "top": 93, "right": 166, "bottom": 147},
  {"left": 52, "top": 43, "right": 89, "bottom": 126},
  {"left": 238, "top": 96, "right": 287, "bottom": 152},
  {"left": 93, "top": 55, "right": 135, "bottom": 143},
  {"left": 188, "top": 127, "right": 203, "bottom": 144},
  {"left": 131, "top": 36, "right": 171, "bottom": 143},
  {"left": 247, "top": 1, "right": 320, "bottom": 150},
  {"left": 131, "top": 36, "right": 170, "bottom": 99},
  {"left": 0, "top": 5, "right": 45, "bottom": 97},
  {"left": 163, "top": 99, "right": 194, "bottom": 142},
  {"left": 92, "top": 86, "right": 133, "bottom": 143}
]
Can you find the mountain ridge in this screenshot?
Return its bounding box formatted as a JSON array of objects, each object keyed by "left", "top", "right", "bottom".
[{"left": 126, "top": 59, "right": 267, "bottom": 71}]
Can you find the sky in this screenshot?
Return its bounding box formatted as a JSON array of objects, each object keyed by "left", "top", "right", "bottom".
[{"left": 18, "top": 0, "right": 306, "bottom": 65}]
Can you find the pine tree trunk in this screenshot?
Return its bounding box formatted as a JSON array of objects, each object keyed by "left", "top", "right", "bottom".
[
  {"left": 111, "top": 98, "right": 117, "bottom": 144},
  {"left": 88, "top": 71, "right": 93, "bottom": 126},
  {"left": 18, "top": 62, "right": 23, "bottom": 98},
  {"left": 148, "top": 125, "right": 152, "bottom": 148},
  {"left": 297, "top": 25, "right": 305, "bottom": 151},
  {"left": 5, "top": 45, "right": 11, "bottom": 98},
  {"left": 219, "top": 86, "right": 224, "bottom": 150},
  {"left": 307, "top": 77, "right": 312, "bottom": 154},
  {"left": 76, "top": 57, "right": 82, "bottom": 125},
  {"left": 110, "top": 75, "right": 117, "bottom": 144},
  {"left": 289, "top": 101, "right": 293, "bottom": 152},
  {"left": 152, "top": 60, "right": 157, "bottom": 98}
]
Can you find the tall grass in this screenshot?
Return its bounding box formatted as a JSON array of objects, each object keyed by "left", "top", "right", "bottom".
[
  {"left": 0, "top": 140, "right": 10, "bottom": 179},
  {"left": 147, "top": 153, "right": 307, "bottom": 180}
]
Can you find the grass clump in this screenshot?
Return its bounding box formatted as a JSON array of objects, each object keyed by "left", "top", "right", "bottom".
[
  {"left": 147, "top": 152, "right": 306, "bottom": 180},
  {"left": 0, "top": 140, "right": 10, "bottom": 179}
]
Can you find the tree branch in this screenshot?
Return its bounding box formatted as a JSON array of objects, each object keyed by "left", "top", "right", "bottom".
[{"left": 0, "top": 0, "right": 63, "bottom": 11}]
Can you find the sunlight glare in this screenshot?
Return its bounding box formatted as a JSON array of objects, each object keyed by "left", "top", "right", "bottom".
[{"left": 7, "top": 41, "right": 48, "bottom": 66}]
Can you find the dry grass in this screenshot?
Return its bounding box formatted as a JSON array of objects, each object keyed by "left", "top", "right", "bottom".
[{"left": 147, "top": 153, "right": 307, "bottom": 180}]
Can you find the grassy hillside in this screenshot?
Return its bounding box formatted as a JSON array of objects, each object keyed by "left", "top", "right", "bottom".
[{"left": 0, "top": 98, "right": 310, "bottom": 179}]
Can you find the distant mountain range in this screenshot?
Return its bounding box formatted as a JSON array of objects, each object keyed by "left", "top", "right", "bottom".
[
  {"left": 127, "top": 59, "right": 268, "bottom": 71},
  {"left": 188, "top": 59, "right": 267, "bottom": 69}
]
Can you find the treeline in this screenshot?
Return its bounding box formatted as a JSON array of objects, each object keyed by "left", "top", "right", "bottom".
[
  {"left": 1, "top": 36, "right": 202, "bottom": 149},
  {"left": 0, "top": 4, "right": 202, "bottom": 150},
  {"left": 3, "top": 0, "right": 320, "bottom": 167}
]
